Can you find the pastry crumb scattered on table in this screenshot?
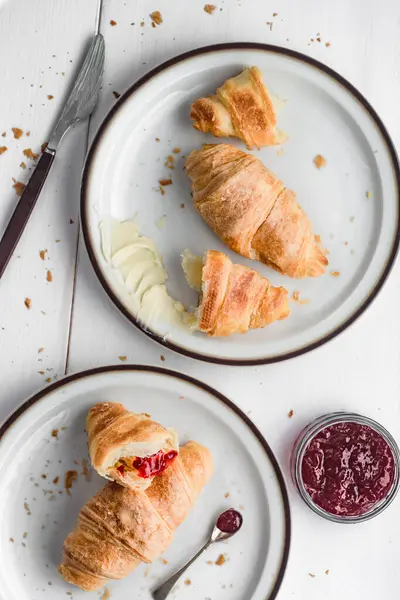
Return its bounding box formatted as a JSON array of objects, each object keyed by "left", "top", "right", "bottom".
[
  {"left": 215, "top": 554, "right": 226, "bottom": 566},
  {"left": 313, "top": 154, "right": 326, "bottom": 169},
  {"left": 24, "top": 297, "right": 32, "bottom": 309},
  {"left": 150, "top": 11, "right": 163, "bottom": 26},
  {"left": 12, "top": 127, "right": 23, "bottom": 139},
  {"left": 288, "top": 409, "right": 294, "bottom": 418},
  {"left": 204, "top": 4, "right": 216, "bottom": 14},
  {"left": 65, "top": 470, "right": 78, "bottom": 495}
]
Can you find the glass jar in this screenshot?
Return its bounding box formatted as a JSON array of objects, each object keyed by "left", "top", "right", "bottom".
[{"left": 291, "top": 412, "right": 400, "bottom": 523}]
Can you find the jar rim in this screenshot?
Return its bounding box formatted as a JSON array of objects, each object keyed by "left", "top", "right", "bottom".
[{"left": 291, "top": 411, "right": 400, "bottom": 524}]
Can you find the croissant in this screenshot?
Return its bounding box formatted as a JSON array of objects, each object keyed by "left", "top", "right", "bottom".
[
  {"left": 186, "top": 144, "right": 328, "bottom": 278},
  {"left": 190, "top": 66, "right": 284, "bottom": 148},
  {"left": 87, "top": 402, "right": 178, "bottom": 491},
  {"left": 59, "top": 441, "right": 213, "bottom": 591},
  {"left": 182, "top": 249, "right": 289, "bottom": 336}
]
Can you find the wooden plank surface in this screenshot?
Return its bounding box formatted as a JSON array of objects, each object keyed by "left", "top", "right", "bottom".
[
  {"left": 0, "top": 0, "right": 98, "bottom": 418},
  {"left": 1, "top": 0, "right": 400, "bottom": 598}
]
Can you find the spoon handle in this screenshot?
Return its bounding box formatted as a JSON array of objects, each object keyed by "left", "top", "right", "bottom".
[{"left": 152, "top": 539, "right": 212, "bottom": 600}]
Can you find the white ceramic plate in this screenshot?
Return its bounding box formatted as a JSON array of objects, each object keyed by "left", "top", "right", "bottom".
[
  {"left": 0, "top": 365, "right": 290, "bottom": 600},
  {"left": 81, "top": 43, "right": 400, "bottom": 365}
]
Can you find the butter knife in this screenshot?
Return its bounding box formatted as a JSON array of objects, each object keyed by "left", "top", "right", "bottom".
[{"left": 0, "top": 32, "right": 105, "bottom": 279}]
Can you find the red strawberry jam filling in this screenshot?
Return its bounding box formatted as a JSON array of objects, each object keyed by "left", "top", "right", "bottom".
[
  {"left": 302, "top": 422, "right": 395, "bottom": 516},
  {"left": 116, "top": 449, "right": 177, "bottom": 479}
]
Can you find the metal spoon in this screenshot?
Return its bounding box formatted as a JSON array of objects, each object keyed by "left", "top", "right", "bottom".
[{"left": 152, "top": 509, "right": 243, "bottom": 600}]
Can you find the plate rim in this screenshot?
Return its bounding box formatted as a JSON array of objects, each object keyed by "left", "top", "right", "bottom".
[
  {"left": 80, "top": 42, "right": 400, "bottom": 366},
  {"left": 0, "top": 364, "right": 291, "bottom": 600}
]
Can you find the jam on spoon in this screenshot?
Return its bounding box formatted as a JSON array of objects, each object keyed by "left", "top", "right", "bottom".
[
  {"left": 152, "top": 508, "right": 243, "bottom": 600},
  {"left": 302, "top": 421, "right": 395, "bottom": 517}
]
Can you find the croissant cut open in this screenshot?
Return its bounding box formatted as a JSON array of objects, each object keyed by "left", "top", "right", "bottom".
[
  {"left": 58, "top": 441, "right": 213, "bottom": 591},
  {"left": 186, "top": 144, "right": 328, "bottom": 278},
  {"left": 182, "top": 249, "right": 289, "bottom": 336},
  {"left": 87, "top": 402, "right": 179, "bottom": 491},
  {"left": 190, "top": 66, "right": 285, "bottom": 148}
]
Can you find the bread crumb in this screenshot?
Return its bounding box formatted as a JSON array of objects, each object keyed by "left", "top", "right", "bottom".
[
  {"left": 46, "top": 270, "right": 53, "bottom": 282},
  {"left": 165, "top": 155, "right": 175, "bottom": 169},
  {"left": 112, "top": 91, "right": 121, "bottom": 99},
  {"left": 144, "top": 568, "right": 150, "bottom": 577},
  {"left": 160, "top": 355, "right": 165, "bottom": 361},
  {"left": 215, "top": 554, "right": 226, "bottom": 566},
  {"left": 39, "top": 249, "right": 48, "bottom": 260},
  {"left": 0, "top": 146, "right": 7, "bottom": 155},
  {"left": 110, "top": 19, "right": 117, "bottom": 26},
  {"left": 184, "top": 579, "right": 191, "bottom": 585},
  {"left": 100, "top": 588, "right": 111, "bottom": 600},
  {"left": 180, "top": 203, "right": 185, "bottom": 209},
  {"left": 45, "top": 377, "right": 52, "bottom": 383},
  {"left": 366, "top": 191, "right": 371, "bottom": 198},
  {"left": 159, "top": 186, "right": 166, "bottom": 196},
  {"left": 26, "top": 131, "right": 31, "bottom": 137},
  {"left": 308, "top": 573, "right": 316, "bottom": 578},
  {"left": 9, "top": 538, "right": 14, "bottom": 542},
  {"left": 325, "top": 569, "right": 329, "bottom": 575},
  {"left": 1, "top": 132, "right": 6, "bottom": 137},
  {"left": 119, "top": 355, "right": 127, "bottom": 361},
  {"left": 266, "top": 21, "right": 273, "bottom": 30},
  {"left": 12, "top": 127, "right": 23, "bottom": 139},
  {"left": 273, "top": 12, "right": 278, "bottom": 16},
  {"left": 159, "top": 178, "right": 172, "bottom": 186},
  {"left": 292, "top": 290, "right": 300, "bottom": 302},
  {"left": 47, "top": 95, "right": 54, "bottom": 100},
  {"left": 160, "top": 558, "right": 168, "bottom": 565},
  {"left": 64, "top": 470, "right": 78, "bottom": 495},
  {"left": 288, "top": 409, "right": 294, "bottom": 418},
  {"left": 20, "top": 161, "right": 26, "bottom": 169},
  {"left": 204, "top": 4, "right": 216, "bottom": 14},
  {"left": 150, "top": 11, "right": 163, "bottom": 25},
  {"left": 155, "top": 137, "right": 160, "bottom": 142},
  {"left": 81, "top": 458, "right": 92, "bottom": 482},
  {"left": 38, "top": 370, "right": 45, "bottom": 375},
  {"left": 13, "top": 181, "right": 26, "bottom": 196},
  {"left": 207, "top": 560, "right": 213, "bottom": 565},
  {"left": 23, "top": 148, "right": 39, "bottom": 160},
  {"left": 330, "top": 271, "right": 340, "bottom": 277},
  {"left": 313, "top": 154, "right": 326, "bottom": 169},
  {"left": 224, "top": 492, "right": 230, "bottom": 498},
  {"left": 24, "top": 502, "right": 31, "bottom": 515},
  {"left": 24, "top": 297, "right": 32, "bottom": 309},
  {"left": 172, "top": 147, "right": 181, "bottom": 154},
  {"left": 325, "top": 42, "right": 331, "bottom": 47}
]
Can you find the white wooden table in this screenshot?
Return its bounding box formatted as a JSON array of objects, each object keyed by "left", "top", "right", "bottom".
[{"left": 1, "top": 1, "right": 400, "bottom": 598}]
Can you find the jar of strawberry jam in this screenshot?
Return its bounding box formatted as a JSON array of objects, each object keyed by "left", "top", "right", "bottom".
[{"left": 291, "top": 412, "right": 400, "bottom": 523}]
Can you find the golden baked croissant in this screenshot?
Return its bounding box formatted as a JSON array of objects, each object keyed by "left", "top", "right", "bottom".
[
  {"left": 182, "top": 249, "right": 289, "bottom": 336},
  {"left": 59, "top": 441, "right": 213, "bottom": 591},
  {"left": 87, "top": 402, "right": 178, "bottom": 491},
  {"left": 190, "top": 66, "right": 284, "bottom": 148},
  {"left": 186, "top": 144, "right": 328, "bottom": 278}
]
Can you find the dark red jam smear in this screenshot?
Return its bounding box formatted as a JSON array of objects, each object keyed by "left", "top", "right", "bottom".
[
  {"left": 133, "top": 449, "right": 178, "bottom": 478},
  {"left": 217, "top": 509, "right": 243, "bottom": 534},
  {"left": 302, "top": 422, "right": 395, "bottom": 516}
]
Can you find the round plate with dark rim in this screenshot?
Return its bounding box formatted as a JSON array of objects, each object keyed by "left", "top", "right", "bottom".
[
  {"left": 81, "top": 43, "right": 400, "bottom": 365},
  {"left": 0, "top": 365, "right": 290, "bottom": 600}
]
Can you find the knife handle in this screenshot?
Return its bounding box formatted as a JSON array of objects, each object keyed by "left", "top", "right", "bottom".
[{"left": 0, "top": 150, "right": 55, "bottom": 279}]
